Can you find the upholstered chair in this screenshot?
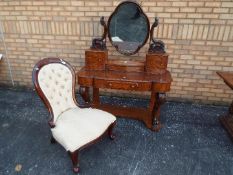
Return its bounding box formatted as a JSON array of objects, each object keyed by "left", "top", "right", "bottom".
[{"left": 32, "top": 58, "right": 116, "bottom": 173}]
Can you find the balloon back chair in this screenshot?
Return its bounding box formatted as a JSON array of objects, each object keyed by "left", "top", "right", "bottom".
[{"left": 32, "top": 58, "right": 116, "bottom": 173}]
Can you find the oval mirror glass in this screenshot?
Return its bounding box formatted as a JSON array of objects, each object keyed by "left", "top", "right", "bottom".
[{"left": 108, "top": 1, "right": 150, "bottom": 55}]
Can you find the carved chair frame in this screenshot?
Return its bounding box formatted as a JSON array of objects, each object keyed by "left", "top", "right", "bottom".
[{"left": 32, "top": 58, "right": 116, "bottom": 173}]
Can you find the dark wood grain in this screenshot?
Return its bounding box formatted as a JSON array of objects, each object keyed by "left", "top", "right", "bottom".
[
  {"left": 77, "top": 52, "right": 172, "bottom": 131},
  {"left": 77, "top": 1, "right": 172, "bottom": 132},
  {"left": 79, "top": 86, "right": 90, "bottom": 103},
  {"left": 78, "top": 68, "right": 172, "bottom": 85},
  {"left": 85, "top": 49, "right": 107, "bottom": 70},
  {"left": 217, "top": 71, "right": 233, "bottom": 90},
  {"left": 69, "top": 151, "right": 79, "bottom": 173},
  {"left": 106, "top": 60, "right": 145, "bottom": 72},
  {"left": 146, "top": 53, "right": 168, "bottom": 74},
  {"left": 220, "top": 116, "right": 233, "bottom": 141}
]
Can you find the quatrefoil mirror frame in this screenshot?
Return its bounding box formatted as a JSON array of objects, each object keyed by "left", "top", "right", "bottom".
[{"left": 107, "top": 1, "right": 150, "bottom": 56}]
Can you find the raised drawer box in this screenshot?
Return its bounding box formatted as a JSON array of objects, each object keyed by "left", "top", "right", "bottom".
[
  {"left": 145, "top": 53, "right": 168, "bottom": 74},
  {"left": 85, "top": 49, "right": 107, "bottom": 70}
]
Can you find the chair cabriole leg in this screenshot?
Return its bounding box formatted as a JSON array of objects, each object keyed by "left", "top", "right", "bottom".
[
  {"left": 50, "top": 136, "right": 57, "bottom": 144},
  {"left": 108, "top": 122, "right": 116, "bottom": 140},
  {"left": 69, "top": 151, "right": 80, "bottom": 173}
]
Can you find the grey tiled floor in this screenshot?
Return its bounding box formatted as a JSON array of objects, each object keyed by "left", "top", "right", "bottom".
[{"left": 0, "top": 88, "right": 232, "bottom": 175}]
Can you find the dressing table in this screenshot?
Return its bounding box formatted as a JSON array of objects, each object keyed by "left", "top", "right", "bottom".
[{"left": 77, "top": 1, "right": 172, "bottom": 131}]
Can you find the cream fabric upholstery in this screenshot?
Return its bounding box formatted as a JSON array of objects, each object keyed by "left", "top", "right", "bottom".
[
  {"left": 38, "top": 63, "right": 77, "bottom": 122},
  {"left": 51, "top": 107, "right": 116, "bottom": 152},
  {"left": 38, "top": 61, "right": 116, "bottom": 153}
]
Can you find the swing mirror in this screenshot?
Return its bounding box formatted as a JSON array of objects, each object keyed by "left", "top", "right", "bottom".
[{"left": 107, "top": 1, "right": 150, "bottom": 55}]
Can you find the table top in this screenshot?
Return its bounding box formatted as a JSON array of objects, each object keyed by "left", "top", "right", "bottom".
[
  {"left": 77, "top": 68, "right": 172, "bottom": 84},
  {"left": 217, "top": 71, "right": 233, "bottom": 90}
]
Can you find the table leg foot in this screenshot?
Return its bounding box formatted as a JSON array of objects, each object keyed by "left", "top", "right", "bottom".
[
  {"left": 79, "top": 86, "right": 90, "bottom": 103},
  {"left": 150, "top": 120, "right": 163, "bottom": 132},
  {"left": 149, "top": 92, "right": 165, "bottom": 132}
]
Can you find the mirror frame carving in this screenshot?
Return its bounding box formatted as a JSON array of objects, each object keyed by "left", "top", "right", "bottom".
[
  {"left": 107, "top": 1, "right": 150, "bottom": 55},
  {"left": 90, "top": 0, "right": 166, "bottom": 55}
]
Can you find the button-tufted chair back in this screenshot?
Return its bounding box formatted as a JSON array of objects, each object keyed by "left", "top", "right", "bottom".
[{"left": 33, "top": 58, "right": 77, "bottom": 122}]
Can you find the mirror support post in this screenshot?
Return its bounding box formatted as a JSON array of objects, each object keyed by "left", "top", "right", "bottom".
[
  {"left": 91, "top": 17, "right": 108, "bottom": 50},
  {"left": 148, "top": 17, "right": 166, "bottom": 54}
]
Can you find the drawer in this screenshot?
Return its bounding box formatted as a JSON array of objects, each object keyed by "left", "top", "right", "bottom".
[
  {"left": 146, "top": 53, "right": 168, "bottom": 74},
  {"left": 106, "top": 60, "right": 145, "bottom": 73},
  {"left": 106, "top": 64, "right": 144, "bottom": 72},
  {"left": 94, "top": 79, "right": 151, "bottom": 91},
  {"left": 85, "top": 50, "right": 107, "bottom": 70}
]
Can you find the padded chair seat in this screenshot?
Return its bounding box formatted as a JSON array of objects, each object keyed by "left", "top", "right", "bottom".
[{"left": 51, "top": 107, "right": 116, "bottom": 152}]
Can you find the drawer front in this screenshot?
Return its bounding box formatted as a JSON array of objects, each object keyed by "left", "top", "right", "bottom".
[
  {"left": 94, "top": 79, "right": 151, "bottom": 91},
  {"left": 106, "top": 64, "right": 145, "bottom": 72},
  {"left": 146, "top": 53, "right": 168, "bottom": 74},
  {"left": 85, "top": 50, "right": 107, "bottom": 70}
]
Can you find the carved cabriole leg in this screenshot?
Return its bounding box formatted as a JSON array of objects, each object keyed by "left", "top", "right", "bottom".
[
  {"left": 149, "top": 91, "right": 162, "bottom": 132},
  {"left": 108, "top": 122, "right": 116, "bottom": 140},
  {"left": 146, "top": 91, "right": 156, "bottom": 129},
  {"left": 79, "top": 86, "right": 90, "bottom": 103},
  {"left": 50, "top": 136, "right": 57, "bottom": 144},
  {"left": 68, "top": 151, "right": 79, "bottom": 173},
  {"left": 154, "top": 100, "right": 161, "bottom": 125}
]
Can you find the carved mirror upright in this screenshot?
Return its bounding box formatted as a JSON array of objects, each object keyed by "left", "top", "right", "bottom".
[
  {"left": 91, "top": 1, "right": 165, "bottom": 55},
  {"left": 77, "top": 1, "right": 172, "bottom": 131}
]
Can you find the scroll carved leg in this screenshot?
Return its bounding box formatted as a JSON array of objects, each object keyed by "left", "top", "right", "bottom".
[
  {"left": 69, "top": 151, "right": 80, "bottom": 173},
  {"left": 149, "top": 92, "right": 166, "bottom": 132},
  {"left": 79, "top": 86, "right": 90, "bottom": 103},
  {"left": 108, "top": 122, "right": 116, "bottom": 140},
  {"left": 153, "top": 104, "right": 162, "bottom": 132}
]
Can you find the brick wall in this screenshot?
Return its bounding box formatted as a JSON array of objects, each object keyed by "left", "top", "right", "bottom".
[{"left": 0, "top": 0, "right": 232, "bottom": 104}]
